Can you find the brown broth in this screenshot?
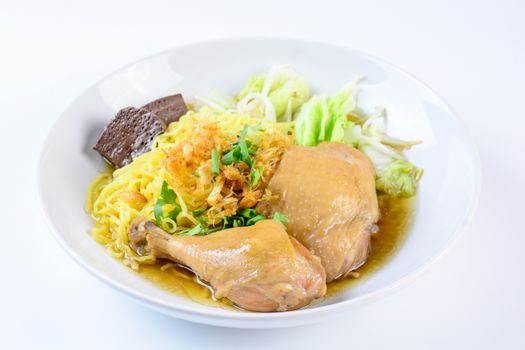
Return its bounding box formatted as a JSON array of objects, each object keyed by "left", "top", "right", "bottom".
[
  {"left": 137, "top": 263, "right": 233, "bottom": 309},
  {"left": 133, "top": 195, "right": 414, "bottom": 308},
  {"left": 326, "top": 195, "right": 414, "bottom": 296}
]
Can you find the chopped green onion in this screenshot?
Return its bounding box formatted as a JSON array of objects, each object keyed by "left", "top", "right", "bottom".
[
  {"left": 220, "top": 209, "right": 267, "bottom": 230},
  {"left": 239, "top": 208, "right": 257, "bottom": 218},
  {"left": 211, "top": 148, "right": 220, "bottom": 175},
  {"left": 221, "top": 124, "right": 257, "bottom": 167},
  {"left": 168, "top": 206, "right": 182, "bottom": 220},
  {"left": 222, "top": 147, "right": 241, "bottom": 165},
  {"left": 237, "top": 216, "right": 246, "bottom": 226},
  {"left": 246, "top": 214, "right": 266, "bottom": 226},
  {"left": 192, "top": 209, "right": 206, "bottom": 217},
  {"left": 250, "top": 123, "right": 263, "bottom": 132},
  {"left": 221, "top": 151, "right": 234, "bottom": 165},
  {"left": 222, "top": 216, "right": 229, "bottom": 228},
  {"left": 239, "top": 124, "right": 249, "bottom": 141}
]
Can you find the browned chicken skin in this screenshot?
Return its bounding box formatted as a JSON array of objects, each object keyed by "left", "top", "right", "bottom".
[
  {"left": 128, "top": 218, "right": 326, "bottom": 312},
  {"left": 257, "top": 142, "right": 380, "bottom": 282}
]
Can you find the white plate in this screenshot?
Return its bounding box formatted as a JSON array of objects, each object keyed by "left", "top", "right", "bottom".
[{"left": 38, "top": 37, "right": 481, "bottom": 328}]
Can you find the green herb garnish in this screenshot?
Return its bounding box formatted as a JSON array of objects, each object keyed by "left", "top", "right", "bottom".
[
  {"left": 221, "top": 124, "right": 265, "bottom": 187},
  {"left": 273, "top": 212, "right": 289, "bottom": 227},
  {"left": 179, "top": 224, "right": 203, "bottom": 236},
  {"left": 211, "top": 148, "right": 220, "bottom": 176},
  {"left": 154, "top": 181, "right": 181, "bottom": 226},
  {"left": 233, "top": 217, "right": 244, "bottom": 227},
  {"left": 238, "top": 208, "right": 257, "bottom": 218},
  {"left": 220, "top": 208, "right": 267, "bottom": 230},
  {"left": 221, "top": 147, "right": 241, "bottom": 165},
  {"left": 250, "top": 165, "right": 264, "bottom": 187},
  {"left": 222, "top": 125, "right": 251, "bottom": 165},
  {"left": 238, "top": 125, "right": 251, "bottom": 163},
  {"left": 168, "top": 206, "right": 182, "bottom": 220},
  {"left": 250, "top": 123, "right": 263, "bottom": 132},
  {"left": 246, "top": 214, "right": 266, "bottom": 226},
  {"left": 177, "top": 210, "right": 287, "bottom": 236},
  {"left": 179, "top": 223, "right": 223, "bottom": 236},
  {"left": 192, "top": 208, "right": 207, "bottom": 217}
]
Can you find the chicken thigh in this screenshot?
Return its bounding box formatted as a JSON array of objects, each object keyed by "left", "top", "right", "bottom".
[
  {"left": 128, "top": 218, "right": 326, "bottom": 312},
  {"left": 257, "top": 142, "right": 380, "bottom": 282}
]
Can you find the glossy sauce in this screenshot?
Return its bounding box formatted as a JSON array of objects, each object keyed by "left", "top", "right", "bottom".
[
  {"left": 326, "top": 195, "right": 414, "bottom": 296},
  {"left": 135, "top": 195, "right": 413, "bottom": 309}
]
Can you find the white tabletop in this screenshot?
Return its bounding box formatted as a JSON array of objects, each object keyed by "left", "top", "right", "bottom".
[{"left": 2, "top": 0, "right": 524, "bottom": 348}]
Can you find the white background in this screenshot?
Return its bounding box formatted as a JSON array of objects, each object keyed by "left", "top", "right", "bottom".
[{"left": 1, "top": 0, "right": 524, "bottom": 349}]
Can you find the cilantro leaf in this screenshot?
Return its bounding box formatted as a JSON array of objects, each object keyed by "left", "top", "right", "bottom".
[
  {"left": 250, "top": 165, "right": 264, "bottom": 187},
  {"left": 154, "top": 181, "right": 178, "bottom": 226},
  {"left": 201, "top": 226, "right": 221, "bottom": 235},
  {"left": 273, "top": 212, "right": 289, "bottom": 227},
  {"left": 160, "top": 181, "right": 177, "bottom": 204},
  {"left": 154, "top": 200, "right": 165, "bottom": 226},
  {"left": 179, "top": 224, "right": 203, "bottom": 236}
]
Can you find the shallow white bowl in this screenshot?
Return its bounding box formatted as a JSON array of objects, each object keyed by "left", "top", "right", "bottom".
[{"left": 38, "top": 37, "right": 480, "bottom": 328}]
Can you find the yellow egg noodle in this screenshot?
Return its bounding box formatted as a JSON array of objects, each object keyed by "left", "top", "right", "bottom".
[{"left": 86, "top": 109, "right": 292, "bottom": 269}]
